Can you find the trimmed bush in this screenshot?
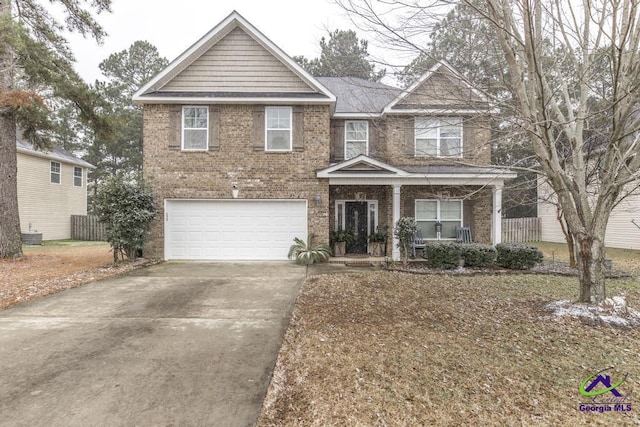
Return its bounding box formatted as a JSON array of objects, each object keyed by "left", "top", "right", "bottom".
[
  {"left": 425, "top": 242, "right": 463, "bottom": 269},
  {"left": 496, "top": 243, "right": 544, "bottom": 270},
  {"left": 461, "top": 243, "right": 497, "bottom": 268}
]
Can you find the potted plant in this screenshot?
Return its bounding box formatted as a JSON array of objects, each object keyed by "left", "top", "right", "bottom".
[
  {"left": 368, "top": 228, "right": 387, "bottom": 257},
  {"left": 288, "top": 234, "right": 331, "bottom": 266},
  {"left": 331, "top": 229, "right": 354, "bottom": 256}
]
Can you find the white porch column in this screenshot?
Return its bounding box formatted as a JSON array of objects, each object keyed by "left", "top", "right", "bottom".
[
  {"left": 492, "top": 185, "right": 503, "bottom": 245},
  {"left": 392, "top": 184, "right": 401, "bottom": 260}
]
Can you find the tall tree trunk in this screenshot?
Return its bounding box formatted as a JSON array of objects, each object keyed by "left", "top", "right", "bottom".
[
  {"left": 574, "top": 231, "right": 606, "bottom": 303},
  {"left": 0, "top": 0, "right": 23, "bottom": 259}
]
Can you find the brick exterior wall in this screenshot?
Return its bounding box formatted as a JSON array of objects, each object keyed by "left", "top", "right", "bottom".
[
  {"left": 382, "top": 115, "right": 492, "bottom": 166},
  {"left": 328, "top": 184, "right": 493, "bottom": 254},
  {"left": 400, "top": 186, "right": 492, "bottom": 244},
  {"left": 142, "top": 104, "right": 330, "bottom": 258}
]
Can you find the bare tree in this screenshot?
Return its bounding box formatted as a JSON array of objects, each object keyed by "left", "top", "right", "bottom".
[{"left": 338, "top": 0, "right": 640, "bottom": 303}]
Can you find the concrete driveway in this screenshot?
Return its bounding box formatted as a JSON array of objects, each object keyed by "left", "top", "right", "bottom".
[{"left": 0, "top": 262, "right": 306, "bottom": 427}]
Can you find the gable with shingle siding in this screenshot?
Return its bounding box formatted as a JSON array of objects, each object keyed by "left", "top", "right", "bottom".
[
  {"left": 394, "top": 66, "right": 485, "bottom": 110},
  {"left": 160, "top": 27, "right": 315, "bottom": 93}
]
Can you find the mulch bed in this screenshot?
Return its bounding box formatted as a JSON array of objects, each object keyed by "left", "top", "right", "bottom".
[{"left": 388, "top": 259, "right": 632, "bottom": 278}]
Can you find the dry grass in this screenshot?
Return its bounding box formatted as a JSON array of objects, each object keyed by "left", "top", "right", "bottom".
[
  {"left": 534, "top": 241, "right": 640, "bottom": 275},
  {"left": 0, "top": 241, "right": 148, "bottom": 309},
  {"left": 259, "top": 266, "right": 640, "bottom": 425}
]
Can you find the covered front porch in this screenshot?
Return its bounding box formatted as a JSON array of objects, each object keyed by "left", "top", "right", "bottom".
[{"left": 317, "top": 155, "right": 516, "bottom": 261}]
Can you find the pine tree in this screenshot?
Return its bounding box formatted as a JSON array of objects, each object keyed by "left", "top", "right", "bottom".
[{"left": 0, "top": 0, "right": 111, "bottom": 258}]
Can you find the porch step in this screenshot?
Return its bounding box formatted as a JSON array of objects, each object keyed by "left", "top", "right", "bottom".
[{"left": 329, "top": 256, "right": 386, "bottom": 265}]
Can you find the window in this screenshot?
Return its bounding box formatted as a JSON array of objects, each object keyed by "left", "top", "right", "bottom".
[
  {"left": 415, "top": 200, "right": 462, "bottom": 240},
  {"left": 345, "top": 121, "right": 368, "bottom": 159},
  {"left": 266, "top": 107, "right": 292, "bottom": 151},
  {"left": 182, "top": 106, "right": 208, "bottom": 150},
  {"left": 415, "top": 117, "right": 462, "bottom": 157},
  {"left": 73, "top": 167, "right": 83, "bottom": 187},
  {"left": 50, "top": 161, "right": 61, "bottom": 184}
]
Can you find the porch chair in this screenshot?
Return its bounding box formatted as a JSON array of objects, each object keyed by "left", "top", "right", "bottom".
[
  {"left": 455, "top": 226, "right": 473, "bottom": 243},
  {"left": 412, "top": 228, "right": 426, "bottom": 258}
]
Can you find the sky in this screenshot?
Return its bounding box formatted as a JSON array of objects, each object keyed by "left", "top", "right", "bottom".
[{"left": 65, "top": 0, "right": 375, "bottom": 83}]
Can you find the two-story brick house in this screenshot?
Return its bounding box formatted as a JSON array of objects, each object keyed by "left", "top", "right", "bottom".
[{"left": 134, "top": 11, "right": 514, "bottom": 261}]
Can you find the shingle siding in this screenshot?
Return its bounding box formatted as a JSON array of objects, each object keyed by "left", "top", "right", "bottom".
[{"left": 160, "top": 27, "right": 314, "bottom": 93}]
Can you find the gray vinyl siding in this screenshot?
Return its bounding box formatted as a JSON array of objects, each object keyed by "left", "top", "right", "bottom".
[{"left": 161, "top": 27, "right": 314, "bottom": 93}]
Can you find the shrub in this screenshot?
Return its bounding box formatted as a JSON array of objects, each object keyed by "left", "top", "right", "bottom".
[
  {"left": 496, "top": 243, "right": 544, "bottom": 270},
  {"left": 394, "top": 217, "right": 418, "bottom": 266},
  {"left": 461, "top": 244, "right": 497, "bottom": 268},
  {"left": 425, "top": 242, "right": 463, "bottom": 269},
  {"left": 94, "top": 174, "right": 156, "bottom": 262}
]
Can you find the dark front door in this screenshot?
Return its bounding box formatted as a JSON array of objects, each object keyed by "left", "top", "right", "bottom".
[{"left": 345, "top": 202, "right": 368, "bottom": 254}]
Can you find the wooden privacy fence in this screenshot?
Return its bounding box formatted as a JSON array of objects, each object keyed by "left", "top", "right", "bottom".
[
  {"left": 71, "top": 215, "right": 106, "bottom": 241},
  {"left": 502, "top": 217, "right": 541, "bottom": 243}
]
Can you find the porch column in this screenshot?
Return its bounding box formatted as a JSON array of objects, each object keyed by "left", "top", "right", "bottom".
[
  {"left": 492, "top": 185, "right": 503, "bottom": 245},
  {"left": 392, "top": 184, "right": 401, "bottom": 260}
]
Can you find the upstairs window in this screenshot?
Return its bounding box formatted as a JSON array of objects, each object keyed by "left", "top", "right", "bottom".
[
  {"left": 73, "top": 167, "right": 83, "bottom": 187},
  {"left": 415, "top": 117, "right": 462, "bottom": 157},
  {"left": 345, "top": 121, "right": 368, "bottom": 159},
  {"left": 265, "top": 107, "right": 292, "bottom": 151},
  {"left": 50, "top": 161, "right": 61, "bottom": 184},
  {"left": 182, "top": 106, "right": 208, "bottom": 150}
]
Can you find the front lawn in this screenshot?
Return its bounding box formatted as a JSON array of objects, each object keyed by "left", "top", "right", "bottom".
[{"left": 258, "top": 269, "right": 640, "bottom": 425}]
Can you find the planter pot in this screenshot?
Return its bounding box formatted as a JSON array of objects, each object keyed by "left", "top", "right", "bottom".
[
  {"left": 21, "top": 232, "right": 43, "bottom": 245},
  {"left": 370, "top": 242, "right": 383, "bottom": 257},
  {"left": 334, "top": 241, "right": 346, "bottom": 257},
  {"left": 604, "top": 259, "right": 613, "bottom": 270}
]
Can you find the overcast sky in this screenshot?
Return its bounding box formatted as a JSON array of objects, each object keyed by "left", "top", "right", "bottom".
[{"left": 66, "top": 0, "right": 377, "bottom": 83}]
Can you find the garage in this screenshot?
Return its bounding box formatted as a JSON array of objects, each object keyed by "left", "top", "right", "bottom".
[{"left": 165, "top": 199, "right": 308, "bottom": 260}]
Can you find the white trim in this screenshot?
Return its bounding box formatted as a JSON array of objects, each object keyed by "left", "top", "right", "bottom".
[
  {"left": 333, "top": 112, "right": 383, "bottom": 119},
  {"left": 334, "top": 199, "right": 379, "bottom": 253},
  {"left": 334, "top": 199, "right": 378, "bottom": 232},
  {"left": 392, "top": 185, "right": 401, "bottom": 260},
  {"left": 133, "top": 11, "right": 336, "bottom": 103},
  {"left": 133, "top": 96, "right": 334, "bottom": 105},
  {"left": 492, "top": 186, "right": 503, "bottom": 245},
  {"left": 383, "top": 60, "right": 493, "bottom": 114},
  {"left": 73, "top": 166, "right": 83, "bottom": 188},
  {"left": 384, "top": 108, "right": 499, "bottom": 115},
  {"left": 50, "top": 161, "right": 61, "bottom": 185},
  {"left": 415, "top": 199, "right": 463, "bottom": 241},
  {"left": 265, "top": 106, "right": 293, "bottom": 152},
  {"left": 414, "top": 117, "right": 463, "bottom": 159},
  {"left": 181, "top": 106, "right": 209, "bottom": 151},
  {"left": 326, "top": 176, "right": 514, "bottom": 187},
  {"left": 344, "top": 120, "right": 369, "bottom": 159},
  {"left": 317, "top": 154, "right": 410, "bottom": 177}
]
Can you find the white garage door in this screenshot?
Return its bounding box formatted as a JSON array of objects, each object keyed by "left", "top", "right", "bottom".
[{"left": 165, "top": 199, "right": 308, "bottom": 260}]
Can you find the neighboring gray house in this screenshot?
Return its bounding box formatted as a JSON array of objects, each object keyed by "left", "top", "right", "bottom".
[
  {"left": 133, "top": 11, "right": 515, "bottom": 261},
  {"left": 16, "top": 136, "right": 94, "bottom": 240}
]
